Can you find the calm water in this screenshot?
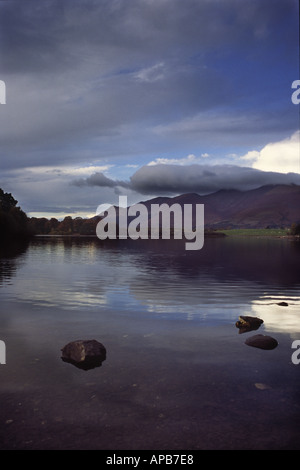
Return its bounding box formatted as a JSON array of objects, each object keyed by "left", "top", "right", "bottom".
[{"left": 0, "top": 236, "right": 299, "bottom": 449}]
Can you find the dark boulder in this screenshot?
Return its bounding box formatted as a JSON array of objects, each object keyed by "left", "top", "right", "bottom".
[
  {"left": 236, "top": 315, "right": 263, "bottom": 333},
  {"left": 61, "top": 339, "right": 106, "bottom": 370},
  {"left": 277, "top": 302, "right": 288, "bottom": 306},
  {"left": 245, "top": 334, "right": 278, "bottom": 350}
]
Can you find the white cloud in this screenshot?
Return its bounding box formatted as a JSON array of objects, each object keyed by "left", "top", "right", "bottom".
[
  {"left": 34, "top": 165, "right": 115, "bottom": 181},
  {"left": 135, "top": 62, "right": 166, "bottom": 82},
  {"left": 240, "top": 150, "right": 260, "bottom": 162},
  {"left": 241, "top": 131, "right": 300, "bottom": 174},
  {"left": 147, "top": 154, "right": 206, "bottom": 166},
  {"left": 63, "top": 165, "right": 114, "bottom": 177}
]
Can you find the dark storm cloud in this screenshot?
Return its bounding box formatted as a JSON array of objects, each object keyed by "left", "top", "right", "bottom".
[
  {"left": 73, "top": 164, "right": 300, "bottom": 196},
  {"left": 0, "top": 0, "right": 298, "bottom": 216},
  {"left": 0, "top": 0, "right": 298, "bottom": 171},
  {"left": 1, "top": 0, "right": 296, "bottom": 74},
  {"left": 73, "top": 171, "right": 129, "bottom": 189}
]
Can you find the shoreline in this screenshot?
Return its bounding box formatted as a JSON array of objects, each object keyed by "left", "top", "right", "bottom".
[
  {"left": 32, "top": 230, "right": 300, "bottom": 240},
  {"left": 215, "top": 229, "right": 299, "bottom": 239}
]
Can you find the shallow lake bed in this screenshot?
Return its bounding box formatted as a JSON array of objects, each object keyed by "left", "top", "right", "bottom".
[{"left": 0, "top": 236, "right": 299, "bottom": 449}]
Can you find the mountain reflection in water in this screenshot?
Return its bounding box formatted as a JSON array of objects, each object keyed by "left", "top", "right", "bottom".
[
  {"left": 1, "top": 236, "right": 299, "bottom": 325},
  {"left": 0, "top": 236, "right": 299, "bottom": 450}
]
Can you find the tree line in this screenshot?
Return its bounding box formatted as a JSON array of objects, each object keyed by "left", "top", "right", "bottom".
[
  {"left": 0, "top": 187, "right": 100, "bottom": 238},
  {"left": 27, "top": 215, "right": 99, "bottom": 236},
  {"left": 1, "top": 187, "right": 300, "bottom": 239},
  {"left": 0, "top": 188, "right": 31, "bottom": 240},
  {"left": 290, "top": 223, "right": 300, "bottom": 236}
]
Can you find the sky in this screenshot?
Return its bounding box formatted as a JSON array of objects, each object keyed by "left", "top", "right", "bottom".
[{"left": 0, "top": 0, "right": 299, "bottom": 219}]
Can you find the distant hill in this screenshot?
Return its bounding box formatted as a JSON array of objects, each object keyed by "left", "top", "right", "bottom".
[
  {"left": 28, "top": 184, "right": 300, "bottom": 235},
  {"left": 138, "top": 184, "right": 300, "bottom": 229}
]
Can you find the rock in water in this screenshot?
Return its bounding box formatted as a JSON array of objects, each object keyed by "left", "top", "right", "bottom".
[
  {"left": 245, "top": 334, "right": 278, "bottom": 350},
  {"left": 236, "top": 315, "right": 263, "bottom": 333},
  {"left": 61, "top": 339, "right": 106, "bottom": 370}
]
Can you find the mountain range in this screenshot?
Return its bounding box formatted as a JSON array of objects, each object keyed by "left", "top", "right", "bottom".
[
  {"left": 27, "top": 183, "right": 300, "bottom": 235},
  {"left": 137, "top": 184, "right": 300, "bottom": 229}
]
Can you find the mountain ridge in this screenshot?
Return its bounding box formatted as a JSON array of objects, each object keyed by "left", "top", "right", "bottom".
[
  {"left": 27, "top": 183, "right": 300, "bottom": 235},
  {"left": 138, "top": 184, "right": 300, "bottom": 229}
]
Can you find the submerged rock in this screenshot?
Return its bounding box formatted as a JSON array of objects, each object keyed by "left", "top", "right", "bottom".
[
  {"left": 245, "top": 334, "right": 278, "bottom": 350},
  {"left": 236, "top": 315, "right": 263, "bottom": 333},
  {"left": 255, "top": 383, "right": 271, "bottom": 390},
  {"left": 61, "top": 339, "right": 106, "bottom": 370}
]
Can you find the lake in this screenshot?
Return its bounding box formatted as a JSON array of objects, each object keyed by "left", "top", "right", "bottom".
[{"left": 0, "top": 235, "right": 299, "bottom": 450}]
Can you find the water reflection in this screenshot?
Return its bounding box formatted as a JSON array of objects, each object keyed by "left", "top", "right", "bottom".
[
  {"left": 1, "top": 236, "right": 300, "bottom": 332},
  {"left": 126, "top": 237, "right": 300, "bottom": 287},
  {"left": 0, "top": 236, "right": 299, "bottom": 450},
  {"left": 0, "top": 240, "right": 29, "bottom": 286},
  {"left": 247, "top": 301, "right": 300, "bottom": 335}
]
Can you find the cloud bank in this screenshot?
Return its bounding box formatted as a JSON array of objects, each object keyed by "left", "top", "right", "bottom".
[
  {"left": 73, "top": 163, "right": 300, "bottom": 197},
  {"left": 73, "top": 131, "right": 300, "bottom": 197}
]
